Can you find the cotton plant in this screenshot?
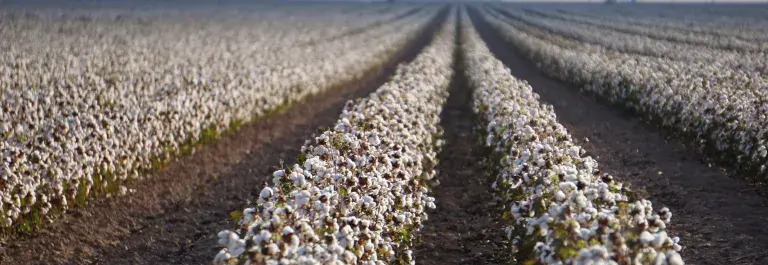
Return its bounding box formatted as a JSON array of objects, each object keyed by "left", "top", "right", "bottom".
[
  {"left": 460, "top": 10, "right": 683, "bottom": 265},
  {"left": 514, "top": 6, "right": 765, "bottom": 52},
  {"left": 488, "top": 7, "right": 768, "bottom": 72},
  {"left": 0, "top": 5, "right": 440, "bottom": 229},
  {"left": 538, "top": 4, "right": 768, "bottom": 43},
  {"left": 214, "top": 10, "right": 456, "bottom": 265},
  {"left": 480, "top": 7, "right": 768, "bottom": 184}
]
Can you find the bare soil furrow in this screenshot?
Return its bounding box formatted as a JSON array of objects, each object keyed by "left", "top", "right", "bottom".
[
  {"left": 0, "top": 7, "right": 448, "bottom": 265},
  {"left": 416, "top": 14, "right": 504, "bottom": 265},
  {"left": 468, "top": 6, "right": 768, "bottom": 265}
]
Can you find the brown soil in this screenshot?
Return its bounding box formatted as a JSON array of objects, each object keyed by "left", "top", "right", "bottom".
[
  {"left": 0, "top": 8, "right": 448, "bottom": 265},
  {"left": 415, "top": 16, "right": 505, "bottom": 265},
  {"left": 469, "top": 6, "right": 768, "bottom": 265}
]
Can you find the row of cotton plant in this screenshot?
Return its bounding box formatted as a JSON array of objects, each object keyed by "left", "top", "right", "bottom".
[
  {"left": 0, "top": 6, "right": 441, "bottom": 229},
  {"left": 292, "top": 5, "right": 427, "bottom": 47},
  {"left": 214, "top": 10, "right": 456, "bottom": 265},
  {"left": 536, "top": 4, "right": 768, "bottom": 42},
  {"left": 0, "top": 4, "right": 424, "bottom": 54},
  {"left": 477, "top": 7, "right": 768, "bottom": 183},
  {"left": 513, "top": 6, "right": 767, "bottom": 52},
  {"left": 488, "top": 6, "right": 768, "bottom": 74},
  {"left": 460, "top": 10, "right": 684, "bottom": 265},
  {"left": 291, "top": 5, "right": 427, "bottom": 46}
]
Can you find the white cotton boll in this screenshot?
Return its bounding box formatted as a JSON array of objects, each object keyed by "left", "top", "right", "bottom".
[
  {"left": 659, "top": 207, "right": 672, "bottom": 223},
  {"left": 667, "top": 252, "right": 684, "bottom": 265},
  {"left": 260, "top": 187, "right": 274, "bottom": 199},
  {"left": 368, "top": 134, "right": 381, "bottom": 146},
  {"left": 568, "top": 146, "right": 580, "bottom": 157},
  {"left": 575, "top": 193, "right": 588, "bottom": 208},
  {"left": 341, "top": 224, "right": 354, "bottom": 236},
  {"left": 653, "top": 231, "right": 668, "bottom": 248},
  {"left": 314, "top": 201, "right": 328, "bottom": 213},
  {"left": 639, "top": 231, "right": 655, "bottom": 245},
  {"left": 555, "top": 190, "right": 566, "bottom": 202},
  {"left": 526, "top": 224, "right": 536, "bottom": 236},
  {"left": 343, "top": 250, "right": 357, "bottom": 264},
  {"left": 672, "top": 242, "right": 683, "bottom": 252},
  {"left": 404, "top": 196, "right": 413, "bottom": 207},
  {"left": 332, "top": 173, "right": 344, "bottom": 183},
  {"left": 283, "top": 226, "right": 295, "bottom": 236},
  {"left": 487, "top": 121, "right": 497, "bottom": 132},
  {"left": 256, "top": 230, "right": 272, "bottom": 244},
  {"left": 213, "top": 249, "right": 231, "bottom": 265},
  {"left": 292, "top": 173, "right": 307, "bottom": 187},
  {"left": 395, "top": 214, "right": 406, "bottom": 223},
  {"left": 266, "top": 243, "right": 280, "bottom": 256},
  {"left": 653, "top": 252, "right": 667, "bottom": 265},
  {"left": 334, "top": 122, "right": 347, "bottom": 132},
  {"left": 227, "top": 235, "right": 245, "bottom": 252},
  {"left": 230, "top": 246, "right": 246, "bottom": 257},
  {"left": 242, "top": 208, "right": 257, "bottom": 224},
  {"left": 362, "top": 195, "right": 376, "bottom": 208},
  {"left": 599, "top": 189, "right": 615, "bottom": 202},
  {"left": 217, "top": 230, "right": 233, "bottom": 246},
  {"left": 559, "top": 182, "right": 577, "bottom": 192},
  {"left": 579, "top": 228, "right": 592, "bottom": 239},
  {"left": 304, "top": 157, "right": 320, "bottom": 171}
]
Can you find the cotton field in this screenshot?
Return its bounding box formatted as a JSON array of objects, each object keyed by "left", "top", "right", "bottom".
[{"left": 2, "top": 1, "right": 768, "bottom": 265}]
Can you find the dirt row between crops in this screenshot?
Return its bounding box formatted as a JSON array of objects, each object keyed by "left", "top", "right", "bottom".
[
  {"left": 415, "top": 15, "right": 505, "bottom": 265},
  {"left": 0, "top": 8, "right": 448, "bottom": 265},
  {"left": 469, "top": 6, "right": 768, "bottom": 265}
]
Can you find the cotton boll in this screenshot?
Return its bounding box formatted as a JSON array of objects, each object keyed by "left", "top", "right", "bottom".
[
  {"left": 217, "top": 230, "right": 233, "bottom": 246},
  {"left": 343, "top": 250, "right": 357, "bottom": 264},
  {"left": 659, "top": 207, "right": 672, "bottom": 224},
  {"left": 266, "top": 243, "right": 280, "bottom": 256},
  {"left": 292, "top": 173, "right": 307, "bottom": 187},
  {"left": 653, "top": 252, "right": 667, "bottom": 265},
  {"left": 260, "top": 187, "right": 274, "bottom": 200},
  {"left": 394, "top": 214, "right": 406, "bottom": 224},
  {"left": 242, "top": 208, "right": 257, "bottom": 224},
  {"left": 574, "top": 193, "right": 589, "bottom": 208},
  {"left": 555, "top": 190, "right": 566, "bottom": 202},
  {"left": 230, "top": 245, "right": 246, "bottom": 257},
  {"left": 667, "top": 251, "right": 684, "bottom": 265},
  {"left": 652, "top": 231, "right": 668, "bottom": 248},
  {"left": 639, "top": 231, "right": 655, "bottom": 245},
  {"left": 559, "top": 182, "right": 577, "bottom": 192},
  {"left": 213, "top": 249, "right": 232, "bottom": 265}
]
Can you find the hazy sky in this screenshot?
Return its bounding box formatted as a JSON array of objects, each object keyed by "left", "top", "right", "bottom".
[
  {"left": 444, "top": 0, "right": 768, "bottom": 2},
  {"left": 502, "top": 0, "right": 768, "bottom": 2}
]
